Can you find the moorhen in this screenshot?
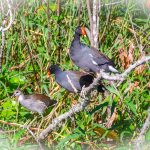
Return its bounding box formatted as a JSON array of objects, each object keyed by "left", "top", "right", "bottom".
[
  {"left": 12, "top": 89, "right": 57, "bottom": 115},
  {"left": 69, "top": 26, "right": 119, "bottom": 73},
  {"left": 48, "top": 65, "right": 105, "bottom": 93}
]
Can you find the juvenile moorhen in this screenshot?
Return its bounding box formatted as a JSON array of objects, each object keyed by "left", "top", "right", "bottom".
[
  {"left": 12, "top": 89, "right": 57, "bottom": 115},
  {"left": 69, "top": 26, "right": 119, "bottom": 73},
  {"left": 48, "top": 65, "right": 105, "bottom": 93}
]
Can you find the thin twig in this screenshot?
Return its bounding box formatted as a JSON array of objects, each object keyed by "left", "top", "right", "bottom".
[
  {"left": 99, "top": 56, "right": 150, "bottom": 82},
  {"left": 0, "top": 0, "right": 14, "bottom": 32},
  {"left": 0, "top": 119, "right": 43, "bottom": 131},
  {"left": 93, "top": 0, "right": 99, "bottom": 48}
]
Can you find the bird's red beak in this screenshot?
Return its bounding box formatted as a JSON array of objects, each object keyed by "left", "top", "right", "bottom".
[
  {"left": 47, "top": 71, "right": 51, "bottom": 78},
  {"left": 81, "top": 26, "right": 86, "bottom": 37}
]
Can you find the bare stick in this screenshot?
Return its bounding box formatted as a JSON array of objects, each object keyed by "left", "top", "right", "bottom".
[
  {"left": 96, "top": 0, "right": 100, "bottom": 45},
  {"left": 93, "top": 0, "right": 99, "bottom": 48},
  {"left": 0, "top": 0, "right": 14, "bottom": 72},
  {"left": 0, "top": 0, "right": 14, "bottom": 32},
  {"left": 86, "top": 0, "right": 94, "bottom": 46},
  {"left": 38, "top": 56, "right": 149, "bottom": 140},
  {"left": 100, "top": 56, "right": 150, "bottom": 82}
]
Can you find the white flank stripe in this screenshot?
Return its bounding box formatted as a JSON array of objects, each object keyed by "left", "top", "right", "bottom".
[
  {"left": 108, "top": 66, "right": 118, "bottom": 73},
  {"left": 89, "top": 54, "right": 93, "bottom": 57},
  {"left": 92, "top": 60, "right": 98, "bottom": 65},
  {"left": 66, "top": 74, "right": 78, "bottom": 93}
]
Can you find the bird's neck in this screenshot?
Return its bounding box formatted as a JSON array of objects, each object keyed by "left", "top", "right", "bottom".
[
  {"left": 54, "top": 67, "right": 62, "bottom": 76},
  {"left": 72, "top": 34, "right": 81, "bottom": 45},
  {"left": 18, "top": 94, "right": 25, "bottom": 102}
]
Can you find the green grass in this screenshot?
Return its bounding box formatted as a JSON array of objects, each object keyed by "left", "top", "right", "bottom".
[{"left": 0, "top": 0, "right": 150, "bottom": 149}]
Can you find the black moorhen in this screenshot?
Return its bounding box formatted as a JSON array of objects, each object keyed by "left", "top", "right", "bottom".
[
  {"left": 48, "top": 65, "right": 105, "bottom": 93},
  {"left": 12, "top": 89, "right": 57, "bottom": 115},
  {"left": 69, "top": 26, "right": 119, "bottom": 73}
]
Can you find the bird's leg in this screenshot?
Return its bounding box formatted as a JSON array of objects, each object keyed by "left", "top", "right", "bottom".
[
  {"left": 28, "top": 116, "right": 38, "bottom": 127},
  {"left": 37, "top": 114, "right": 44, "bottom": 135}
]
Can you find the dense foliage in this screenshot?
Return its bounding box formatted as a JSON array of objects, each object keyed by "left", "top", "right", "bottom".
[{"left": 0, "top": 0, "right": 150, "bottom": 149}]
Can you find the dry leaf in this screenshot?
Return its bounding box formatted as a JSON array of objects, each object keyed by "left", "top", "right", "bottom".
[
  {"left": 105, "top": 108, "right": 117, "bottom": 128},
  {"left": 18, "top": 136, "right": 30, "bottom": 146},
  {"left": 94, "top": 126, "right": 119, "bottom": 140},
  {"left": 128, "top": 28, "right": 136, "bottom": 34},
  {"left": 118, "top": 47, "right": 128, "bottom": 69},
  {"left": 118, "top": 42, "right": 135, "bottom": 69},
  {"left": 128, "top": 42, "right": 134, "bottom": 64},
  {"left": 71, "top": 99, "right": 78, "bottom": 105},
  {"left": 129, "top": 81, "right": 139, "bottom": 93},
  {"left": 134, "top": 64, "right": 146, "bottom": 75}
]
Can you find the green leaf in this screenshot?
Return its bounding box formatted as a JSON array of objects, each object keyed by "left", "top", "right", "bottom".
[
  {"left": 10, "top": 76, "right": 26, "bottom": 85},
  {"left": 57, "top": 133, "right": 81, "bottom": 148},
  {"left": 106, "top": 86, "right": 120, "bottom": 97},
  {"left": 124, "top": 98, "right": 137, "bottom": 116}
]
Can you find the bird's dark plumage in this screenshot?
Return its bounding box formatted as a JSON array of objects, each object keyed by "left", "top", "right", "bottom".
[
  {"left": 69, "top": 26, "right": 118, "bottom": 73},
  {"left": 48, "top": 65, "right": 105, "bottom": 93}
]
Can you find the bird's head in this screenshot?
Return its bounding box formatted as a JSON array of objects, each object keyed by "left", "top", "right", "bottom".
[
  {"left": 11, "top": 89, "right": 22, "bottom": 98},
  {"left": 75, "top": 26, "right": 86, "bottom": 36},
  {"left": 47, "top": 64, "right": 59, "bottom": 77}
]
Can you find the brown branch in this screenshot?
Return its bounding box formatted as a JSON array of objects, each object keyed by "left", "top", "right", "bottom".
[
  {"left": 38, "top": 56, "right": 150, "bottom": 140},
  {"left": 100, "top": 56, "right": 150, "bottom": 82}
]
